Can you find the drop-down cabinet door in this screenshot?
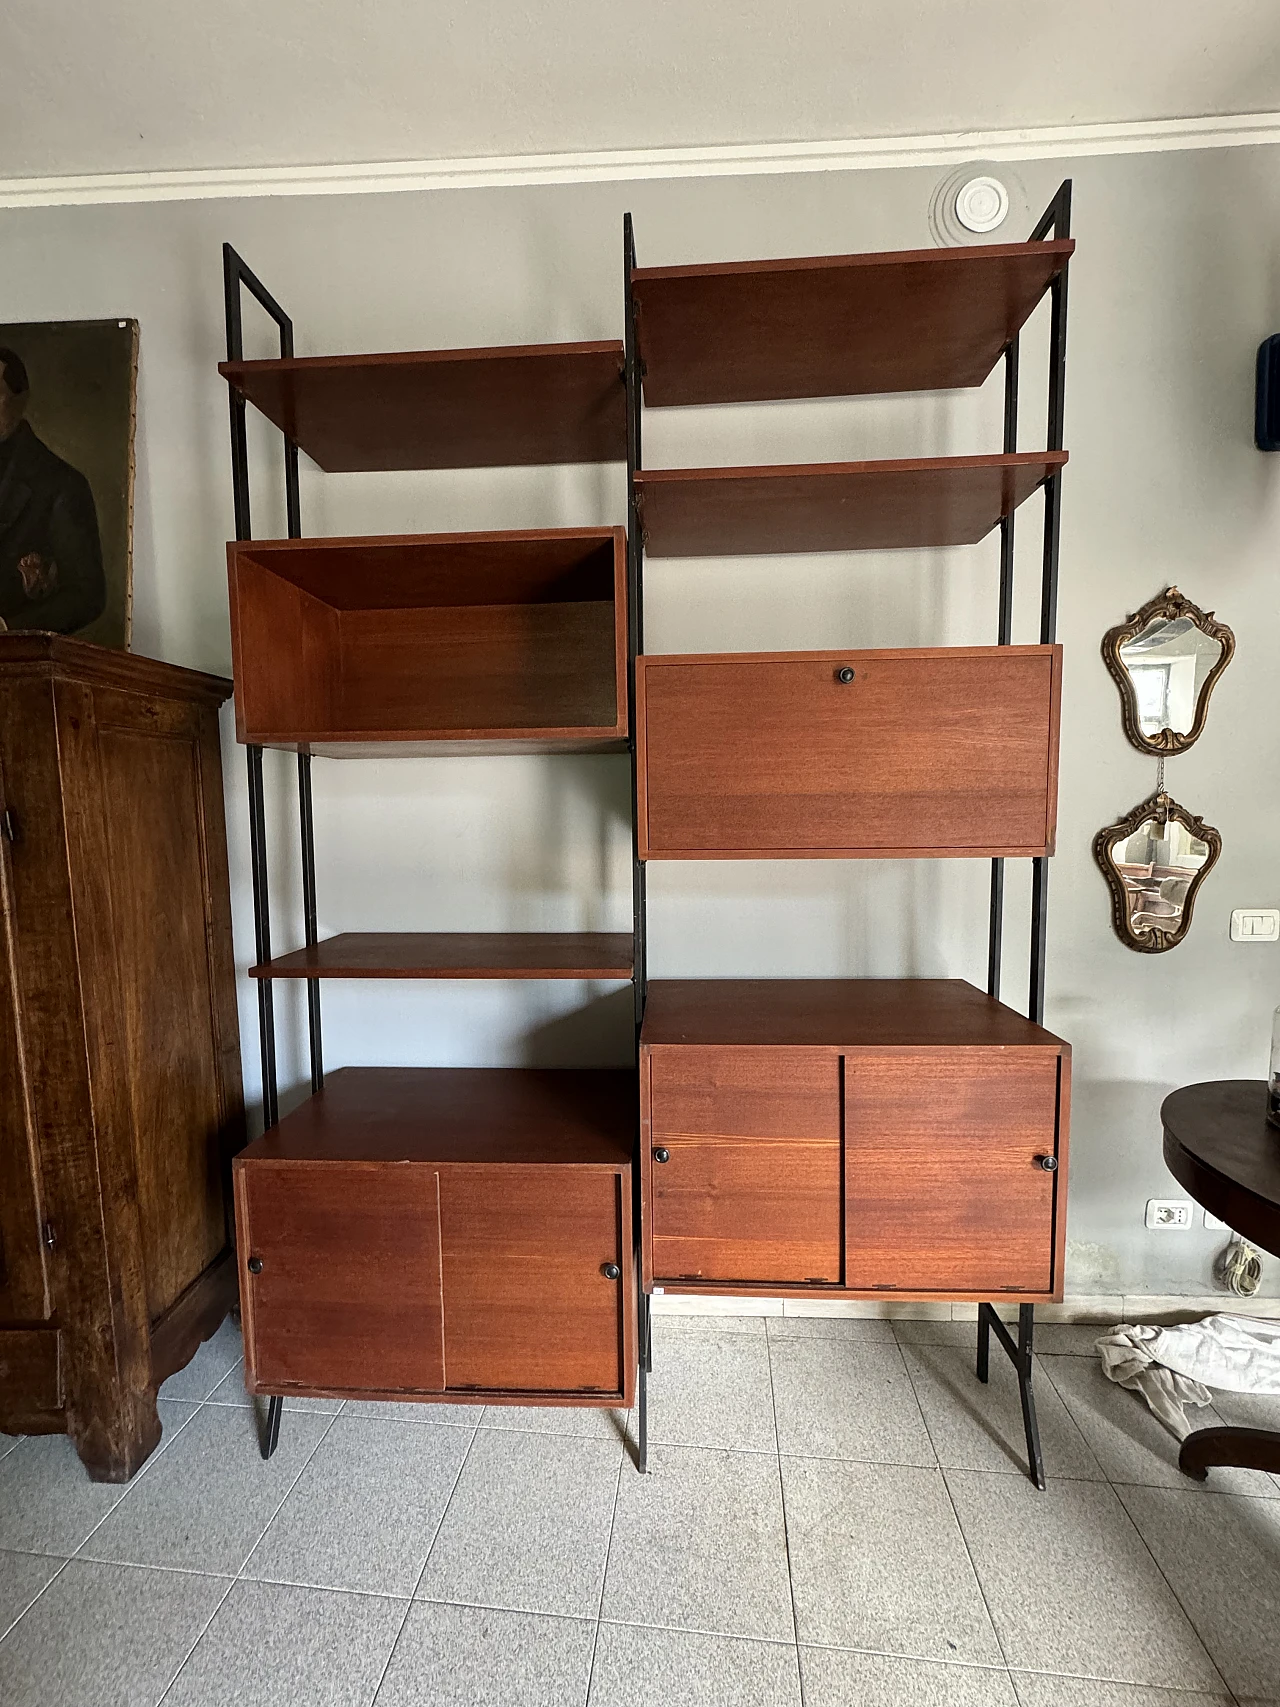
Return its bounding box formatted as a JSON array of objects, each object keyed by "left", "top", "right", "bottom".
[
  {"left": 644, "top": 1047, "right": 843, "bottom": 1287},
  {"left": 236, "top": 1162, "right": 446, "bottom": 1397},
  {"left": 843, "top": 1049, "right": 1067, "bottom": 1296},
  {"left": 637, "top": 647, "right": 1061, "bottom": 859}
]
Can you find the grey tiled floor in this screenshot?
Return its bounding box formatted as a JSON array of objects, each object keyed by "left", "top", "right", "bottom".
[{"left": 2, "top": 1313, "right": 1279, "bottom": 1706}]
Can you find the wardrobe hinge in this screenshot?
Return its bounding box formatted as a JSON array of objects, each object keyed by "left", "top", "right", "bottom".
[
  {"left": 42, "top": 1220, "right": 57, "bottom": 1251},
  {"left": 1, "top": 807, "right": 17, "bottom": 844}
]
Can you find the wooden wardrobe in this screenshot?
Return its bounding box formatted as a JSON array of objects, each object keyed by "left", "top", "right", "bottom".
[{"left": 0, "top": 636, "right": 243, "bottom": 1481}]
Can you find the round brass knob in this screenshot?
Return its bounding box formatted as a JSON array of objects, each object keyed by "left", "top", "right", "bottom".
[
  {"left": 653, "top": 1147, "right": 670, "bottom": 1163},
  {"left": 602, "top": 1262, "right": 621, "bottom": 1280},
  {"left": 837, "top": 667, "right": 856, "bottom": 684},
  {"left": 1036, "top": 1155, "right": 1058, "bottom": 1172}
]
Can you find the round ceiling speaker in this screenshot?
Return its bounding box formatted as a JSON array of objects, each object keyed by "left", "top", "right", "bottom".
[{"left": 929, "top": 163, "right": 1027, "bottom": 247}]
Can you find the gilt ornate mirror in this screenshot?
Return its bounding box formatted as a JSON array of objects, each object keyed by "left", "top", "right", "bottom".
[
  {"left": 1101, "top": 587, "right": 1234, "bottom": 755},
  {"left": 1093, "top": 793, "right": 1221, "bottom": 953}
]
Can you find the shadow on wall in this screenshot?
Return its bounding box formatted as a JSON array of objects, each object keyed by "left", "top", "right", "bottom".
[{"left": 523, "top": 985, "right": 636, "bottom": 1069}]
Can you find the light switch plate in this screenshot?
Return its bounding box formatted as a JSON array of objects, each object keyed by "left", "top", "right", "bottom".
[
  {"left": 1204, "top": 1210, "right": 1231, "bottom": 1231},
  {"left": 1230, "top": 908, "right": 1280, "bottom": 942}
]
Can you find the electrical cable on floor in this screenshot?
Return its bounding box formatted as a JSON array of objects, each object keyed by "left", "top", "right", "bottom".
[{"left": 1215, "top": 1236, "right": 1263, "bottom": 1297}]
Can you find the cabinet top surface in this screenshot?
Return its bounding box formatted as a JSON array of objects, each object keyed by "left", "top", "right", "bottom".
[
  {"left": 219, "top": 340, "right": 627, "bottom": 472},
  {"left": 238, "top": 1066, "right": 636, "bottom": 1167},
  {"left": 0, "top": 633, "right": 231, "bottom": 703},
  {"left": 631, "top": 239, "right": 1073, "bottom": 407},
  {"left": 640, "top": 979, "right": 1067, "bottom": 1051}
]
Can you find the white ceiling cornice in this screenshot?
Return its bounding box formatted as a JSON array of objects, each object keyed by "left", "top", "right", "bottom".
[{"left": 4, "top": 111, "right": 1280, "bottom": 211}]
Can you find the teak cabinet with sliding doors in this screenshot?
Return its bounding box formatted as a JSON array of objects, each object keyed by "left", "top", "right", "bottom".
[{"left": 218, "top": 290, "right": 639, "bottom": 1430}]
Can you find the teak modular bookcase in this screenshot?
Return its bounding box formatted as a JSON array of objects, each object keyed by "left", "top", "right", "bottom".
[{"left": 220, "top": 180, "right": 1073, "bottom": 1486}]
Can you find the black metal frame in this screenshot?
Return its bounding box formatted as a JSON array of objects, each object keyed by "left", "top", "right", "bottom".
[
  {"left": 978, "top": 180, "right": 1071, "bottom": 1488},
  {"left": 624, "top": 214, "right": 652, "bottom": 1473},
  {"left": 224, "top": 244, "right": 323, "bottom": 1461},
  {"left": 977, "top": 1303, "right": 1044, "bottom": 1489}
]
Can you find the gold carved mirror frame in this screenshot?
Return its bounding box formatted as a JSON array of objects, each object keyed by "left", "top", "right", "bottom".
[
  {"left": 1101, "top": 586, "right": 1235, "bottom": 755},
  {"left": 1093, "top": 792, "right": 1221, "bottom": 954}
]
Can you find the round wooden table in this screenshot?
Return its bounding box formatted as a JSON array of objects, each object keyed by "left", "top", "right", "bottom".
[{"left": 1162, "top": 1079, "right": 1280, "bottom": 1481}]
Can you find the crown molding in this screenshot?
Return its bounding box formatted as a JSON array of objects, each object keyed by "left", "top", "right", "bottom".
[{"left": 3, "top": 110, "right": 1280, "bottom": 209}]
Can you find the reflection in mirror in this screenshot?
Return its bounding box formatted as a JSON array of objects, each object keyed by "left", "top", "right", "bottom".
[
  {"left": 1093, "top": 792, "right": 1221, "bottom": 954},
  {"left": 1101, "top": 587, "right": 1234, "bottom": 754}
]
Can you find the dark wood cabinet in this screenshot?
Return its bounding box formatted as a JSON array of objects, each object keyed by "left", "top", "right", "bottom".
[
  {"left": 234, "top": 1068, "right": 635, "bottom": 1408},
  {"left": 636, "top": 647, "right": 1061, "bottom": 859},
  {"left": 641, "top": 980, "right": 1069, "bottom": 1302},
  {"left": 0, "top": 637, "right": 243, "bottom": 1481}
]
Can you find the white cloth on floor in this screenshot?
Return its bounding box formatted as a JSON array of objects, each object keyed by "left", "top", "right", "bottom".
[{"left": 1097, "top": 1314, "right": 1280, "bottom": 1434}]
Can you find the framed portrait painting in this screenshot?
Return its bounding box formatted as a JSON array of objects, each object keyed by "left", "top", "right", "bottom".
[{"left": 0, "top": 318, "right": 137, "bottom": 649}]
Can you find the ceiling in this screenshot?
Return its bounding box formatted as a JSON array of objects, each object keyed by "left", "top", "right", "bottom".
[{"left": 5, "top": 0, "right": 1280, "bottom": 182}]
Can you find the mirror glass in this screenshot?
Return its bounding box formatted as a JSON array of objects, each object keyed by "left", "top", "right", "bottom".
[
  {"left": 1110, "top": 812, "right": 1211, "bottom": 942},
  {"left": 1118, "top": 615, "right": 1224, "bottom": 739}
]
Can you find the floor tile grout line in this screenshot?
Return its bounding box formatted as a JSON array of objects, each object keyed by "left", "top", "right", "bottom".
[
  {"left": 1101, "top": 1477, "right": 1240, "bottom": 1702},
  {"left": 151, "top": 1568, "right": 239, "bottom": 1707},
  {"left": 897, "top": 1343, "right": 1015, "bottom": 1681},
  {"left": 64, "top": 1393, "right": 210, "bottom": 1565},
  {"left": 763, "top": 1325, "right": 807, "bottom": 1705},
  {"left": 369, "top": 1422, "right": 482, "bottom": 1706},
  {"left": 0, "top": 1553, "right": 75, "bottom": 1646},
  {"left": 1034, "top": 1356, "right": 1252, "bottom": 1692},
  {"left": 229, "top": 1400, "right": 347, "bottom": 1583},
  {"left": 944, "top": 1463, "right": 1238, "bottom": 1704},
  {"left": 583, "top": 1438, "right": 628, "bottom": 1706}
]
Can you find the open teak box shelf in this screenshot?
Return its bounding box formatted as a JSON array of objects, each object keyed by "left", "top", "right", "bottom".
[{"left": 227, "top": 526, "right": 628, "bottom": 754}]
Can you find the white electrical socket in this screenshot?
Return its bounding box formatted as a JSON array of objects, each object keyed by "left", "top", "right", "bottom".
[
  {"left": 1146, "top": 1199, "right": 1194, "bottom": 1230},
  {"left": 1204, "top": 1210, "right": 1230, "bottom": 1232}
]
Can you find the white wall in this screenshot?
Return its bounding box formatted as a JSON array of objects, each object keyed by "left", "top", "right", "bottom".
[{"left": 3, "top": 147, "right": 1278, "bottom": 1298}]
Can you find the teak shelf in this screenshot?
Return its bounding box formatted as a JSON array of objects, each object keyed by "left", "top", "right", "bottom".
[
  {"left": 635, "top": 453, "right": 1069, "bottom": 557},
  {"left": 219, "top": 340, "right": 627, "bottom": 471},
  {"left": 227, "top": 527, "right": 628, "bottom": 754},
  {"left": 251, "top": 931, "right": 635, "bottom": 981},
  {"left": 631, "top": 240, "right": 1074, "bottom": 406}
]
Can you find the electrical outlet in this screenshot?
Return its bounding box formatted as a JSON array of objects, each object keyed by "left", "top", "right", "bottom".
[
  {"left": 1204, "top": 1210, "right": 1230, "bottom": 1232},
  {"left": 1146, "top": 1199, "right": 1194, "bottom": 1230}
]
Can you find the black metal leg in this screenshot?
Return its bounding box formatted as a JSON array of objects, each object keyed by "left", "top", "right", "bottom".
[
  {"left": 260, "top": 1395, "right": 283, "bottom": 1461},
  {"left": 637, "top": 1353, "right": 648, "bottom": 1474},
  {"left": 643, "top": 1292, "right": 653, "bottom": 1375},
  {"left": 1016, "top": 1304, "right": 1045, "bottom": 1490},
  {"left": 976, "top": 1303, "right": 1045, "bottom": 1489}
]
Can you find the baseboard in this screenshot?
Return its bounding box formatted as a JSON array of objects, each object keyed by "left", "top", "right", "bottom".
[{"left": 649, "top": 1292, "right": 1280, "bottom": 1324}]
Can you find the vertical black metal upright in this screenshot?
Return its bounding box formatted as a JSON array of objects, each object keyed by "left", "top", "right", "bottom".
[
  {"left": 623, "top": 213, "right": 652, "bottom": 1472},
  {"left": 222, "top": 243, "right": 323, "bottom": 1458},
  {"left": 977, "top": 181, "right": 1072, "bottom": 1491}
]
